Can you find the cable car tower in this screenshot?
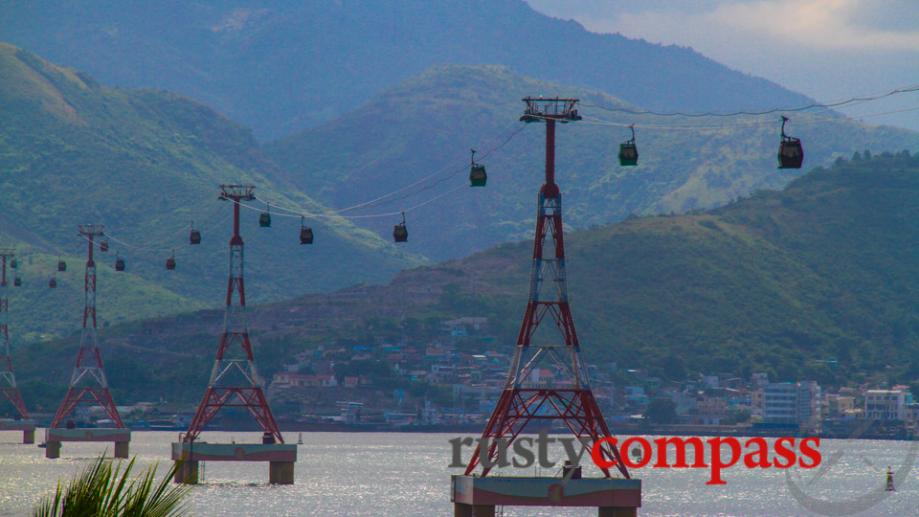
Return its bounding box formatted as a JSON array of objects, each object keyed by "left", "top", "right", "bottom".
[
  {"left": 463, "top": 98, "right": 629, "bottom": 479},
  {"left": 184, "top": 185, "right": 282, "bottom": 443},
  {"left": 47, "top": 225, "right": 129, "bottom": 458},
  {"left": 0, "top": 249, "right": 29, "bottom": 420},
  {"left": 173, "top": 185, "right": 294, "bottom": 485}
]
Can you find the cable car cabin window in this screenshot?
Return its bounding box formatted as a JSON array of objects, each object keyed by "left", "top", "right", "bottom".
[
  {"left": 57, "top": 261, "right": 67, "bottom": 272},
  {"left": 300, "top": 227, "right": 314, "bottom": 245},
  {"left": 470, "top": 164, "right": 487, "bottom": 187},
  {"left": 778, "top": 138, "right": 804, "bottom": 169},
  {"left": 619, "top": 143, "right": 638, "bottom": 167},
  {"left": 393, "top": 224, "right": 408, "bottom": 243},
  {"left": 190, "top": 229, "right": 202, "bottom": 245}
]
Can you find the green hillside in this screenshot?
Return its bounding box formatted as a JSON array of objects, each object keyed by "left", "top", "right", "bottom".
[
  {"left": 0, "top": 43, "right": 419, "bottom": 339},
  {"left": 13, "top": 151, "right": 919, "bottom": 411},
  {"left": 268, "top": 65, "right": 919, "bottom": 261}
]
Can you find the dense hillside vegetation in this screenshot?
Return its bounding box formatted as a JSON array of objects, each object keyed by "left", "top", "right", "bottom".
[
  {"left": 0, "top": 44, "right": 417, "bottom": 339},
  {"left": 0, "top": 0, "right": 814, "bottom": 139},
  {"left": 13, "top": 152, "right": 919, "bottom": 411},
  {"left": 268, "top": 65, "right": 919, "bottom": 261}
]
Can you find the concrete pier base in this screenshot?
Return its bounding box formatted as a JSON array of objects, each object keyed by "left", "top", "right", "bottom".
[
  {"left": 0, "top": 419, "right": 36, "bottom": 445},
  {"left": 599, "top": 507, "right": 638, "bottom": 517},
  {"left": 269, "top": 461, "right": 295, "bottom": 485},
  {"left": 44, "top": 428, "right": 131, "bottom": 460},
  {"left": 454, "top": 503, "right": 496, "bottom": 517},
  {"left": 114, "top": 441, "right": 129, "bottom": 458},
  {"left": 452, "top": 475, "right": 641, "bottom": 516},
  {"left": 173, "top": 460, "right": 200, "bottom": 484},
  {"left": 171, "top": 442, "right": 298, "bottom": 485},
  {"left": 45, "top": 440, "right": 61, "bottom": 459}
]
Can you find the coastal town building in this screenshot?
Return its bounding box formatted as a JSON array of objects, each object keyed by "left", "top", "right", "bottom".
[{"left": 865, "top": 387, "right": 912, "bottom": 421}]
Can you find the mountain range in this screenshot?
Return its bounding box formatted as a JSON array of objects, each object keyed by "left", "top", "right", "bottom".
[
  {"left": 1, "top": 0, "right": 814, "bottom": 140},
  {"left": 0, "top": 43, "right": 417, "bottom": 339}
]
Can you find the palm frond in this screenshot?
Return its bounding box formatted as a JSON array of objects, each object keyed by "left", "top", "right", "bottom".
[{"left": 33, "top": 454, "right": 189, "bottom": 517}]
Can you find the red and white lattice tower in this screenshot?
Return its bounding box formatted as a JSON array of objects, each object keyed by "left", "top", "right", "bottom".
[
  {"left": 464, "top": 98, "right": 629, "bottom": 478},
  {"left": 0, "top": 249, "right": 29, "bottom": 419},
  {"left": 50, "top": 225, "right": 124, "bottom": 428},
  {"left": 184, "top": 184, "right": 282, "bottom": 443}
]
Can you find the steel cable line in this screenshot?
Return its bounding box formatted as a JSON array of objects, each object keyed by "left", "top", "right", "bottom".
[
  {"left": 256, "top": 123, "right": 526, "bottom": 218},
  {"left": 334, "top": 120, "right": 522, "bottom": 213},
  {"left": 105, "top": 211, "right": 229, "bottom": 254},
  {"left": 578, "top": 101, "right": 919, "bottom": 132},
  {"left": 239, "top": 184, "right": 466, "bottom": 221},
  {"left": 583, "top": 83, "right": 919, "bottom": 118}
]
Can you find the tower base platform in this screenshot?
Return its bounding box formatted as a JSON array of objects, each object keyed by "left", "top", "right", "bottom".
[
  {"left": 171, "top": 441, "right": 298, "bottom": 485},
  {"left": 0, "top": 419, "right": 36, "bottom": 444},
  {"left": 45, "top": 428, "right": 131, "bottom": 459},
  {"left": 451, "top": 475, "right": 641, "bottom": 517}
]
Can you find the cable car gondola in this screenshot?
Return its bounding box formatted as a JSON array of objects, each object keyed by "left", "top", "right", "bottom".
[
  {"left": 393, "top": 212, "right": 408, "bottom": 243},
  {"left": 469, "top": 148, "right": 487, "bottom": 187},
  {"left": 189, "top": 221, "right": 201, "bottom": 245},
  {"left": 618, "top": 124, "right": 639, "bottom": 167},
  {"left": 778, "top": 116, "right": 804, "bottom": 169},
  {"left": 48, "top": 277, "right": 57, "bottom": 289},
  {"left": 99, "top": 239, "right": 109, "bottom": 252},
  {"left": 115, "top": 255, "right": 125, "bottom": 272},
  {"left": 259, "top": 203, "right": 271, "bottom": 228},
  {"left": 165, "top": 251, "right": 176, "bottom": 271},
  {"left": 13, "top": 276, "right": 21, "bottom": 287},
  {"left": 299, "top": 217, "right": 314, "bottom": 245},
  {"left": 10, "top": 258, "right": 17, "bottom": 269},
  {"left": 57, "top": 259, "right": 67, "bottom": 272}
]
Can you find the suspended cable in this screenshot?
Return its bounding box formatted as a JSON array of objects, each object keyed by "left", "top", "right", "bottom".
[
  {"left": 240, "top": 183, "right": 465, "bottom": 221},
  {"left": 583, "top": 83, "right": 919, "bottom": 118},
  {"left": 105, "top": 211, "right": 229, "bottom": 254},
  {"left": 256, "top": 123, "right": 526, "bottom": 218}
]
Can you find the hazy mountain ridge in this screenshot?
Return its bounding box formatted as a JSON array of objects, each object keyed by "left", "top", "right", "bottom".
[{"left": 0, "top": 0, "right": 814, "bottom": 140}]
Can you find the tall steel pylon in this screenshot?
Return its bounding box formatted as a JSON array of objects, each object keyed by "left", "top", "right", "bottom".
[
  {"left": 184, "top": 185, "right": 282, "bottom": 443},
  {"left": 50, "top": 225, "right": 124, "bottom": 428},
  {"left": 0, "top": 249, "right": 29, "bottom": 419},
  {"left": 464, "top": 98, "right": 629, "bottom": 478}
]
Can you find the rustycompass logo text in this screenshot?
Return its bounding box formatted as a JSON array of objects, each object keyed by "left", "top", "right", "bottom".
[{"left": 450, "top": 432, "right": 822, "bottom": 485}]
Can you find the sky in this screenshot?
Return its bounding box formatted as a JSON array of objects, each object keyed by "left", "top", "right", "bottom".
[{"left": 527, "top": 0, "right": 919, "bottom": 131}]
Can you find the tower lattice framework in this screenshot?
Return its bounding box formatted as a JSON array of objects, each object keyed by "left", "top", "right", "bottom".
[
  {"left": 50, "top": 225, "right": 124, "bottom": 428},
  {"left": 184, "top": 184, "right": 282, "bottom": 443},
  {"left": 464, "top": 98, "right": 629, "bottom": 478},
  {"left": 0, "top": 250, "right": 29, "bottom": 419}
]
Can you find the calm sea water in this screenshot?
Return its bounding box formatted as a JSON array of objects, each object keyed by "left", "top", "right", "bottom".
[{"left": 1, "top": 431, "right": 917, "bottom": 516}]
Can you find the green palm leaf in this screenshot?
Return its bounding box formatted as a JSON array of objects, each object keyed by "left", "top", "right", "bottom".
[{"left": 33, "top": 454, "right": 189, "bottom": 517}]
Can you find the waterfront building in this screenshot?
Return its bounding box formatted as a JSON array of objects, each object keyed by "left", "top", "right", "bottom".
[
  {"left": 762, "top": 381, "right": 821, "bottom": 430},
  {"left": 865, "top": 388, "right": 911, "bottom": 421}
]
